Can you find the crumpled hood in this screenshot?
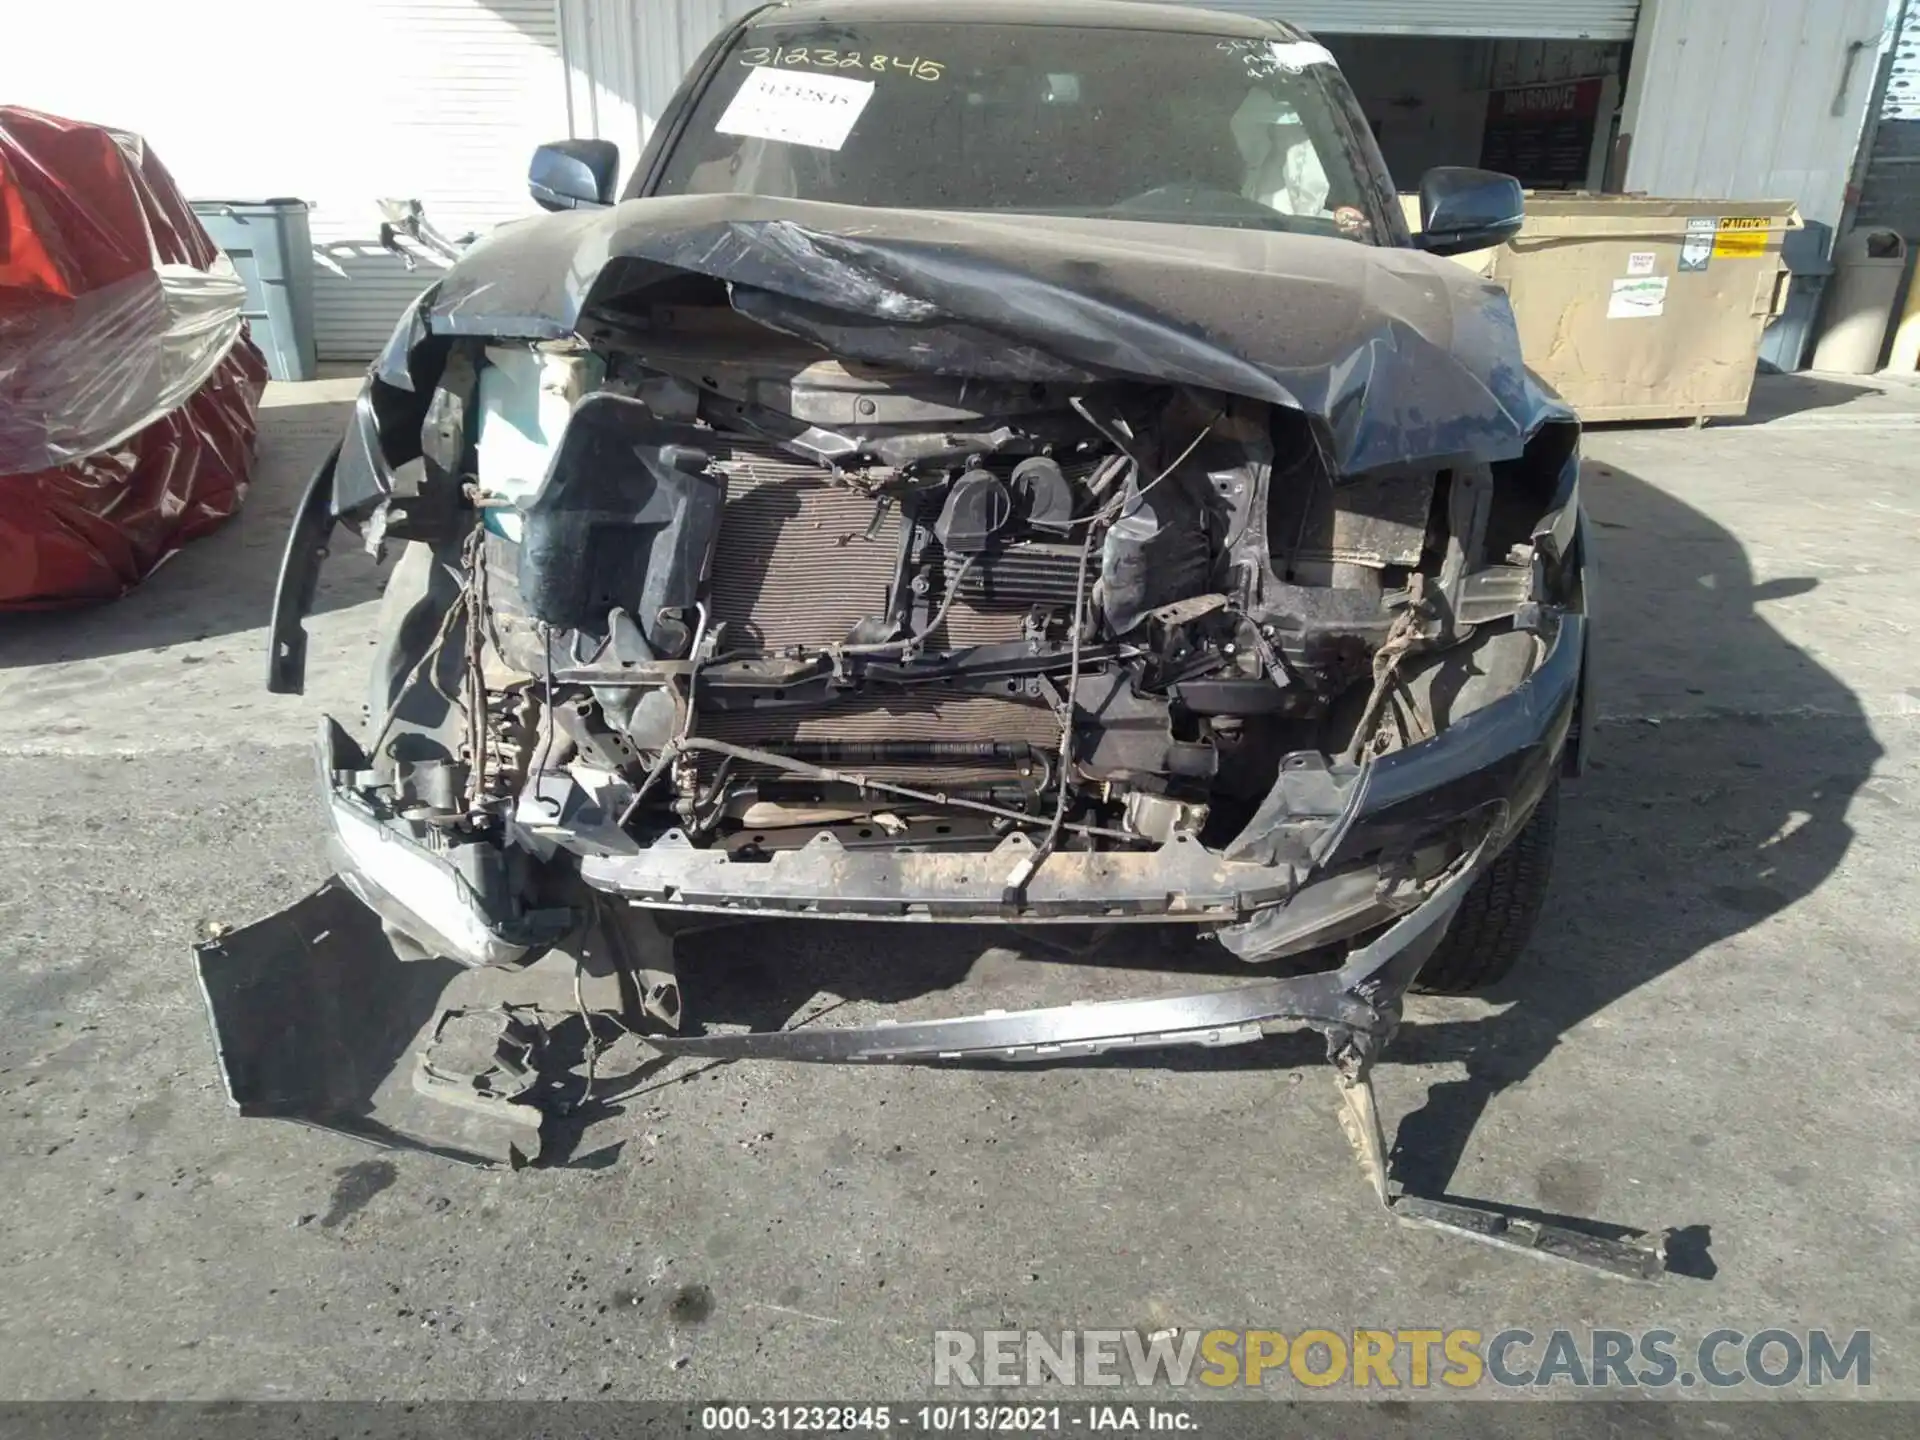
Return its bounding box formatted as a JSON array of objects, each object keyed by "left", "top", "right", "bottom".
[{"left": 401, "top": 193, "right": 1571, "bottom": 474}]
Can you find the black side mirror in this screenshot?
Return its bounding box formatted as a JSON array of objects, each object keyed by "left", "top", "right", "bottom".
[
  {"left": 530, "top": 139, "right": 620, "bottom": 211},
  {"left": 1414, "top": 166, "right": 1524, "bottom": 257}
]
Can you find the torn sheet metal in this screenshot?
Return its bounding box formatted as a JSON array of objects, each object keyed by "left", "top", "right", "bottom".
[{"left": 393, "top": 193, "right": 1571, "bottom": 475}]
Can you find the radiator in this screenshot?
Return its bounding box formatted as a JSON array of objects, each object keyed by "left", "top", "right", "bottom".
[
  {"left": 706, "top": 441, "right": 903, "bottom": 651},
  {"left": 705, "top": 438, "right": 1042, "bottom": 652},
  {"left": 695, "top": 443, "right": 1094, "bottom": 795}
]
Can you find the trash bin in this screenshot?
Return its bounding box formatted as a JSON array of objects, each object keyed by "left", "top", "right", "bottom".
[
  {"left": 1758, "top": 219, "right": 1834, "bottom": 374},
  {"left": 1886, "top": 255, "right": 1920, "bottom": 372},
  {"left": 1810, "top": 227, "right": 1908, "bottom": 374},
  {"left": 189, "top": 198, "right": 317, "bottom": 381}
]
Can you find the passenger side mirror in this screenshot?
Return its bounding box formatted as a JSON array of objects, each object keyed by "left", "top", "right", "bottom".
[
  {"left": 529, "top": 139, "right": 620, "bottom": 211},
  {"left": 1414, "top": 167, "right": 1524, "bottom": 257}
]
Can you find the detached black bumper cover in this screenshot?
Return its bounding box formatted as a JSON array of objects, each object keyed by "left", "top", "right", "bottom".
[{"left": 191, "top": 880, "right": 541, "bottom": 1166}]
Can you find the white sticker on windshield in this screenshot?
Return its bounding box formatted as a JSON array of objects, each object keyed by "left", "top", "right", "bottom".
[
  {"left": 1268, "top": 40, "right": 1337, "bottom": 73},
  {"left": 716, "top": 66, "right": 876, "bottom": 151}
]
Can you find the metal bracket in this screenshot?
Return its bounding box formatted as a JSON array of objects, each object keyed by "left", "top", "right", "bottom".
[
  {"left": 1333, "top": 1068, "right": 1668, "bottom": 1282},
  {"left": 599, "top": 901, "right": 681, "bottom": 1030},
  {"left": 1335, "top": 1069, "right": 1392, "bottom": 1207},
  {"left": 412, "top": 1006, "right": 548, "bottom": 1167}
]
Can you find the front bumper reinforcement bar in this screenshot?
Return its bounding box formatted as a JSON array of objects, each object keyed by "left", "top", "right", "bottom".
[
  {"left": 641, "top": 849, "right": 1477, "bottom": 1066},
  {"left": 644, "top": 851, "right": 1668, "bottom": 1281}
]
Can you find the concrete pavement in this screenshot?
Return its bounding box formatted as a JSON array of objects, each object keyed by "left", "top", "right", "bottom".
[{"left": 0, "top": 370, "right": 1915, "bottom": 1400}]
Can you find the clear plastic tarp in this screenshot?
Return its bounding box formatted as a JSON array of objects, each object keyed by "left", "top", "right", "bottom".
[{"left": 0, "top": 105, "right": 265, "bottom": 607}]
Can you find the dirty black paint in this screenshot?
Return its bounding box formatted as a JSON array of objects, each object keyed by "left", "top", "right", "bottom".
[
  {"left": 669, "top": 1283, "right": 714, "bottom": 1325},
  {"left": 320, "top": 1159, "right": 397, "bottom": 1229}
]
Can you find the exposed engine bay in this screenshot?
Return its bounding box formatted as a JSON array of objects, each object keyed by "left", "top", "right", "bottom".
[{"left": 362, "top": 285, "right": 1561, "bottom": 913}]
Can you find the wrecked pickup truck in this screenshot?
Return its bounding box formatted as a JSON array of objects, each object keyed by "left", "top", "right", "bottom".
[{"left": 198, "top": 1, "right": 1656, "bottom": 1276}]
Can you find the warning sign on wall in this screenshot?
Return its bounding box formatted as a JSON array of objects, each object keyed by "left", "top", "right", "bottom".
[
  {"left": 1713, "top": 216, "right": 1772, "bottom": 259},
  {"left": 1479, "top": 77, "right": 1605, "bottom": 189}
]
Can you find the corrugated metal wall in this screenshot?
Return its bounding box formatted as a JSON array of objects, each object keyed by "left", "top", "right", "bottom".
[
  {"left": 1163, "top": 0, "right": 1639, "bottom": 40},
  {"left": 1488, "top": 38, "right": 1623, "bottom": 84},
  {"left": 1622, "top": 0, "right": 1895, "bottom": 229},
  {"left": 1854, "top": 0, "right": 1920, "bottom": 238},
  {"left": 17, "top": 0, "right": 1893, "bottom": 359},
  {"left": 558, "top": 0, "right": 758, "bottom": 171}
]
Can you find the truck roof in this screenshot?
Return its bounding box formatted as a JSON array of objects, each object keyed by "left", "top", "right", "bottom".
[{"left": 747, "top": 0, "right": 1304, "bottom": 42}]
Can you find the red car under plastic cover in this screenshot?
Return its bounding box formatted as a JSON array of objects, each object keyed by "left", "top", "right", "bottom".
[{"left": 0, "top": 105, "right": 267, "bottom": 609}]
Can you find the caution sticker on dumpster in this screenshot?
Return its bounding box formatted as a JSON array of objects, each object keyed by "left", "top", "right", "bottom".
[{"left": 1713, "top": 216, "right": 1771, "bottom": 259}]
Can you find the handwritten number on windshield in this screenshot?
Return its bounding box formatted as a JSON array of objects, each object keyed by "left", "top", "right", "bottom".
[{"left": 739, "top": 46, "right": 943, "bottom": 81}]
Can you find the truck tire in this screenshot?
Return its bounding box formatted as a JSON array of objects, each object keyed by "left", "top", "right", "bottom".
[{"left": 1413, "top": 780, "right": 1560, "bottom": 995}]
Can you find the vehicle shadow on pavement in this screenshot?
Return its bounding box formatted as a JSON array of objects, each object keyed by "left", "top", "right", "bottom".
[
  {"left": 665, "top": 458, "right": 1881, "bottom": 1263},
  {"left": 0, "top": 398, "right": 384, "bottom": 665},
  {"left": 1711, "top": 371, "right": 1876, "bottom": 426}
]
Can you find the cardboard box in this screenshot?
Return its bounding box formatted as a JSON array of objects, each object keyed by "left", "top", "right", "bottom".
[{"left": 1403, "top": 194, "right": 1799, "bottom": 422}]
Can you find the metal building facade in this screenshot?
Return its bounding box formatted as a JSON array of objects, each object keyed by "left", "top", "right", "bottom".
[
  {"left": 6, "top": 0, "right": 1901, "bottom": 358},
  {"left": 555, "top": 0, "right": 1645, "bottom": 161},
  {"left": 557, "top": 0, "right": 759, "bottom": 167},
  {"left": 1170, "top": 0, "right": 1640, "bottom": 39},
  {"left": 1620, "top": 0, "right": 1897, "bottom": 230},
  {"left": 1853, "top": 0, "right": 1920, "bottom": 238},
  {"left": 311, "top": 0, "right": 569, "bottom": 357},
  {"left": 1, "top": 0, "right": 571, "bottom": 359}
]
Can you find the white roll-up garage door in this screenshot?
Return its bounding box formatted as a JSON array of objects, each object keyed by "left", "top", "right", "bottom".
[
  {"left": 309, "top": 0, "right": 568, "bottom": 358},
  {"left": 0, "top": 0, "right": 568, "bottom": 362},
  {"left": 1161, "top": 1, "right": 1640, "bottom": 41}
]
